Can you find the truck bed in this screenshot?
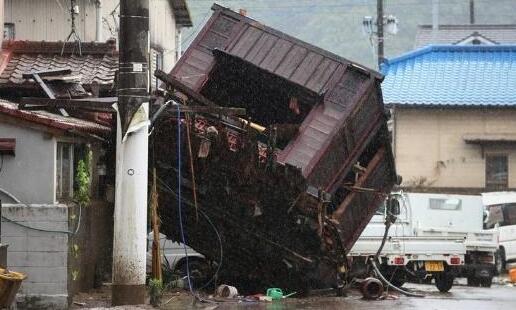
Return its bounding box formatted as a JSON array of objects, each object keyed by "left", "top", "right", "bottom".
[{"left": 350, "top": 236, "right": 466, "bottom": 257}]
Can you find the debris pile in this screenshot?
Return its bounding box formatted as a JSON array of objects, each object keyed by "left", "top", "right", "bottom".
[{"left": 152, "top": 5, "right": 398, "bottom": 293}]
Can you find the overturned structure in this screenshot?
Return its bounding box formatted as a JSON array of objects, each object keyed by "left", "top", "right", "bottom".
[{"left": 153, "top": 5, "right": 398, "bottom": 292}]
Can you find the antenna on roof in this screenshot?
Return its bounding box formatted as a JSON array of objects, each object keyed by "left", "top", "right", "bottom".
[{"left": 61, "top": 0, "right": 82, "bottom": 56}]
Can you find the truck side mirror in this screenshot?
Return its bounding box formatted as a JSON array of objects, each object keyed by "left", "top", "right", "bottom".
[{"left": 387, "top": 197, "right": 400, "bottom": 216}]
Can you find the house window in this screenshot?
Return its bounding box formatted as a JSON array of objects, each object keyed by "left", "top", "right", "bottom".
[
  {"left": 486, "top": 154, "right": 508, "bottom": 189},
  {"left": 4, "top": 23, "right": 15, "bottom": 40},
  {"left": 56, "top": 142, "right": 74, "bottom": 200}
]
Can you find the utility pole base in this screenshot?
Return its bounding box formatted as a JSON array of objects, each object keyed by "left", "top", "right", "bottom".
[{"left": 112, "top": 284, "right": 146, "bottom": 306}]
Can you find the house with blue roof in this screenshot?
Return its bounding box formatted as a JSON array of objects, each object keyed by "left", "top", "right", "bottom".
[{"left": 382, "top": 44, "right": 516, "bottom": 193}]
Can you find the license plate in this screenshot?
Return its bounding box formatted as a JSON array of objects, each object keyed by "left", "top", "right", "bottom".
[{"left": 425, "top": 261, "right": 444, "bottom": 272}]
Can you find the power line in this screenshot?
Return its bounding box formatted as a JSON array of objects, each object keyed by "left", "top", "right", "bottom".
[{"left": 187, "top": 0, "right": 516, "bottom": 10}]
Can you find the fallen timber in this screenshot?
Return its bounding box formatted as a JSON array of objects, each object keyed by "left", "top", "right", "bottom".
[{"left": 152, "top": 5, "right": 398, "bottom": 293}]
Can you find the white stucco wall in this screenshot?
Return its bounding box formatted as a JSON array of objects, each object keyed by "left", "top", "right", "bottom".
[
  {"left": 0, "top": 122, "right": 56, "bottom": 205},
  {"left": 394, "top": 107, "right": 516, "bottom": 190}
]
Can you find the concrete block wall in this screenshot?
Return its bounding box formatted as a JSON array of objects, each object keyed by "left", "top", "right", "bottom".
[{"left": 1, "top": 204, "right": 69, "bottom": 309}]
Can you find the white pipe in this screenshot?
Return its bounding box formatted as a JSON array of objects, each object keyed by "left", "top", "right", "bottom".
[
  {"left": 432, "top": 0, "right": 439, "bottom": 30},
  {"left": 96, "top": 0, "right": 103, "bottom": 42}
]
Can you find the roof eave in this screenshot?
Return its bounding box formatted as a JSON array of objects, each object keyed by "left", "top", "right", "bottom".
[
  {"left": 170, "top": 0, "right": 193, "bottom": 28},
  {"left": 387, "top": 102, "right": 516, "bottom": 109}
]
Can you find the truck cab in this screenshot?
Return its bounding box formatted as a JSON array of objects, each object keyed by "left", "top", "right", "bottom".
[
  {"left": 407, "top": 193, "right": 497, "bottom": 287},
  {"left": 482, "top": 192, "right": 516, "bottom": 273}
]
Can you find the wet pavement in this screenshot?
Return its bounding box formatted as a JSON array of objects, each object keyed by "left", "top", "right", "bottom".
[
  {"left": 73, "top": 278, "right": 516, "bottom": 309},
  {"left": 161, "top": 281, "right": 516, "bottom": 310}
]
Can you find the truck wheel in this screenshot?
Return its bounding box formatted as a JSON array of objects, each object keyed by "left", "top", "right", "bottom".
[
  {"left": 480, "top": 277, "right": 493, "bottom": 288},
  {"left": 467, "top": 276, "right": 480, "bottom": 287},
  {"left": 434, "top": 272, "right": 454, "bottom": 293}
]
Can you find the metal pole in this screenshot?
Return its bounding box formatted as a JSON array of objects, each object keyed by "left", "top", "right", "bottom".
[
  {"left": 469, "top": 0, "right": 475, "bottom": 24},
  {"left": 112, "top": 0, "right": 150, "bottom": 306},
  {"left": 432, "top": 0, "right": 439, "bottom": 30},
  {"left": 377, "top": 0, "right": 384, "bottom": 68},
  {"left": 95, "top": 0, "right": 103, "bottom": 42}
]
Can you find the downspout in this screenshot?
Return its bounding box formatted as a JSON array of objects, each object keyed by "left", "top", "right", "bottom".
[
  {"left": 95, "top": 0, "right": 103, "bottom": 42},
  {"left": 392, "top": 104, "right": 397, "bottom": 160},
  {"left": 176, "top": 27, "right": 182, "bottom": 62},
  {"left": 432, "top": 0, "right": 439, "bottom": 30}
]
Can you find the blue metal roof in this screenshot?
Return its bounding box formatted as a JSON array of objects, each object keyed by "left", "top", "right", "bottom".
[{"left": 381, "top": 45, "right": 516, "bottom": 106}]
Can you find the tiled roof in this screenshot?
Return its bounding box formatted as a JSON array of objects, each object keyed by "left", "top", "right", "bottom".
[
  {"left": 0, "top": 41, "right": 117, "bottom": 89},
  {"left": 381, "top": 45, "right": 516, "bottom": 106},
  {"left": 0, "top": 99, "right": 111, "bottom": 136},
  {"left": 415, "top": 24, "right": 516, "bottom": 48}
]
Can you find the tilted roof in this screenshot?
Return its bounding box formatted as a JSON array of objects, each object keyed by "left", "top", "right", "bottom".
[
  {"left": 170, "top": 5, "right": 391, "bottom": 189},
  {"left": 171, "top": 4, "right": 381, "bottom": 92},
  {"left": 381, "top": 45, "right": 516, "bottom": 107},
  {"left": 415, "top": 24, "right": 516, "bottom": 48}
]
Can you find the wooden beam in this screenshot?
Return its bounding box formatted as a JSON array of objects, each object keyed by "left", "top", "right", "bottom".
[
  {"left": 169, "top": 105, "right": 246, "bottom": 116},
  {"left": 20, "top": 97, "right": 117, "bottom": 112},
  {"left": 31, "top": 74, "right": 56, "bottom": 99},
  {"left": 332, "top": 147, "right": 386, "bottom": 219},
  {"left": 22, "top": 68, "right": 72, "bottom": 79},
  {"left": 154, "top": 70, "right": 217, "bottom": 107}
]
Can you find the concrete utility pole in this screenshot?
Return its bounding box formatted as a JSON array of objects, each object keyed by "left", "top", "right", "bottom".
[
  {"left": 377, "top": 0, "right": 384, "bottom": 68},
  {"left": 112, "top": 0, "right": 150, "bottom": 306}
]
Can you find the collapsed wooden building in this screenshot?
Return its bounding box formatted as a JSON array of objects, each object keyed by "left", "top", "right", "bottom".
[{"left": 153, "top": 4, "right": 398, "bottom": 292}]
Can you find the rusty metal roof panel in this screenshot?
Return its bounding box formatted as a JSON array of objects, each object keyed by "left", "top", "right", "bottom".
[{"left": 171, "top": 5, "right": 382, "bottom": 92}]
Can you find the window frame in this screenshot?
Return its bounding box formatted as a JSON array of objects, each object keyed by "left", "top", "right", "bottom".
[
  {"left": 485, "top": 153, "right": 509, "bottom": 190},
  {"left": 56, "top": 142, "right": 75, "bottom": 202}
]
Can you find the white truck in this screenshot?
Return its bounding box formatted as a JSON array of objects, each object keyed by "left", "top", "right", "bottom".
[
  {"left": 410, "top": 193, "right": 498, "bottom": 287},
  {"left": 349, "top": 192, "right": 497, "bottom": 291},
  {"left": 482, "top": 192, "right": 516, "bottom": 273}
]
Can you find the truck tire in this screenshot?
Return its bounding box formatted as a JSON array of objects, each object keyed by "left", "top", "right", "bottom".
[
  {"left": 467, "top": 276, "right": 480, "bottom": 287},
  {"left": 480, "top": 277, "right": 493, "bottom": 288},
  {"left": 434, "top": 272, "right": 454, "bottom": 293}
]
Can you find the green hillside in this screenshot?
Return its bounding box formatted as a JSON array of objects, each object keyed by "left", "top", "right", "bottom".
[{"left": 183, "top": 0, "right": 516, "bottom": 69}]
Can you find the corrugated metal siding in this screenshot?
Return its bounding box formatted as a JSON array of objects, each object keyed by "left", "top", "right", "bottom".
[
  {"left": 225, "top": 25, "right": 340, "bottom": 95},
  {"left": 4, "top": 0, "right": 94, "bottom": 41},
  {"left": 4, "top": 0, "right": 177, "bottom": 68}
]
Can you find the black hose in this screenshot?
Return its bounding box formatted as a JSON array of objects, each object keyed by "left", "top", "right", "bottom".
[
  {"left": 369, "top": 212, "right": 424, "bottom": 298},
  {"left": 375, "top": 221, "right": 391, "bottom": 260}
]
